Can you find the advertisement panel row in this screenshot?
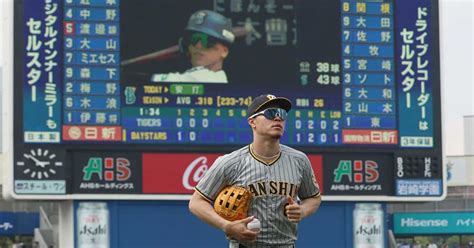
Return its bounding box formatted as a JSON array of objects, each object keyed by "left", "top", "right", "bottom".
[{"left": 13, "top": 150, "right": 442, "bottom": 199}]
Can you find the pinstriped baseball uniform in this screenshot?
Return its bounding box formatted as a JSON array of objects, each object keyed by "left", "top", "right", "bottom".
[{"left": 195, "top": 144, "right": 321, "bottom": 248}]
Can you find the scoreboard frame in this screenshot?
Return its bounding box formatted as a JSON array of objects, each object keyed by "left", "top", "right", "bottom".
[{"left": 2, "top": 0, "right": 446, "bottom": 202}]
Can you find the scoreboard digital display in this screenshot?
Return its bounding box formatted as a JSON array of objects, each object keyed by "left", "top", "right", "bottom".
[{"left": 7, "top": 0, "right": 444, "bottom": 201}]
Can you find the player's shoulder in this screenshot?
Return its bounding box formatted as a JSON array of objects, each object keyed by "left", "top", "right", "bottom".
[
  {"left": 215, "top": 145, "right": 250, "bottom": 164},
  {"left": 186, "top": 66, "right": 228, "bottom": 83},
  {"left": 225, "top": 145, "right": 250, "bottom": 158},
  {"left": 280, "top": 144, "right": 308, "bottom": 160}
]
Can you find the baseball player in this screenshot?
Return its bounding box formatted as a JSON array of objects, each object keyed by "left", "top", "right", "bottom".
[
  {"left": 150, "top": 10, "right": 234, "bottom": 83},
  {"left": 189, "top": 94, "right": 322, "bottom": 247}
]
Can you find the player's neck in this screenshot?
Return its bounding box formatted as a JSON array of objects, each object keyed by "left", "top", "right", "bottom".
[
  {"left": 203, "top": 61, "right": 223, "bottom": 72},
  {"left": 250, "top": 140, "right": 280, "bottom": 158}
]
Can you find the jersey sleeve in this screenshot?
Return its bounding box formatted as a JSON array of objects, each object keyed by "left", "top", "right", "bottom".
[
  {"left": 184, "top": 68, "right": 228, "bottom": 83},
  {"left": 298, "top": 155, "right": 321, "bottom": 199},
  {"left": 150, "top": 72, "right": 182, "bottom": 82},
  {"left": 194, "top": 155, "right": 231, "bottom": 202}
]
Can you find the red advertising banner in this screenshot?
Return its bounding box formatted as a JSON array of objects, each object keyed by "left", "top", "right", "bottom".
[
  {"left": 143, "top": 153, "right": 324, "bottom": 195},
  {"left": 142, "top": 153, "right": 223, "bottom": 194},
  {"left": 63, "top": 126, "right": 122, "bottom": 141},
  {"left": 342, "top": 129, "right": 398, "bottom": 145},
  {"left": 307, "top": 155, "right": 324, "bottom": 194}
]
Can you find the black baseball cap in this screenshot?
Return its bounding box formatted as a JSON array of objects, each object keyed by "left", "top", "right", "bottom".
[{"left": 247, "top": 94, "right": 292, "bottom": 117}]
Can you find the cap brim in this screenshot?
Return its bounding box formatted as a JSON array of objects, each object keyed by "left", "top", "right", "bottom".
[{"left": 255, "top": 97, "right": 292, "bottom": 113}]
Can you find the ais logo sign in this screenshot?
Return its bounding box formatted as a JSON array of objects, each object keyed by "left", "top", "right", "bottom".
[
  {"left": 334, "top": 160, "right": 379, "bottom": 183},
  {"left": 83, "top": 157, "right": 131, "bottom": 181},
  {"left": 72, "top": 152, "right": 142, "bottom": 194},
  {"left": 324, "top": 154, "right": 392, "bottom": 195}
]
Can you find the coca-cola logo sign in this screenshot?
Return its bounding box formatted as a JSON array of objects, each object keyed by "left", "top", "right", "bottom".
[
  {"left": 182, "top": 156, "right": 209, "bottom": 190},
  {"left": 142, "top": 153, "right": 222, "bottom": 194}
]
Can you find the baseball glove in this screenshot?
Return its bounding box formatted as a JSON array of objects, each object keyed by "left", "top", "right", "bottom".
[{"left": 214, "top": 185, "right": 253, "bottom": 221}]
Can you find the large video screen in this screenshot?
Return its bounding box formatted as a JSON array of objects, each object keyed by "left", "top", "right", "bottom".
[{"left": 11, "top": 0, "right": 443, "bottom": 200}]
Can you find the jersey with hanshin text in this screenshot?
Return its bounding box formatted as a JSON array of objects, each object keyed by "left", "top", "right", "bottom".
[{"left": 195, "top": 144, "right": 321, "bottom": 247}]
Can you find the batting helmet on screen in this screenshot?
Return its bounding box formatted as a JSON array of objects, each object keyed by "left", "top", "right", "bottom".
[{"left": 185, "top": 10, "right": 235, "bottom": 44}]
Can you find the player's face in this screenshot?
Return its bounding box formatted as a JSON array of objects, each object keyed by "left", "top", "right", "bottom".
[
  {"left": 249, "top": 108, "right": 287, "bottom": 139},
  {"left": 188, "top": 37, "right": 228, "bottom": 71}
]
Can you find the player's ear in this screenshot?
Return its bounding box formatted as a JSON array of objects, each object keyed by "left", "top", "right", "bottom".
[
  {"left": 219, "top": 44, "right": 229, "bottom": 59},
  {"left": 248, "top": 117, "right": 256, "bottom": 128}
]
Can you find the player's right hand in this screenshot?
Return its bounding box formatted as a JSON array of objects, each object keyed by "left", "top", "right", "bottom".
[
  {"left": 223, "top": 216, "right": 260, "bottom": 243},
  {"left": 285, "top": 196, "right": 303, "bottom": 223}
]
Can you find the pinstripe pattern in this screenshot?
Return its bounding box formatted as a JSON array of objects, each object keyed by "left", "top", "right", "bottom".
[{"left": 195, "top": 144, "right": 320, "bottom": 247}]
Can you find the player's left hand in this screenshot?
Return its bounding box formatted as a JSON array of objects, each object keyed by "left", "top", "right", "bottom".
[
  {"left": 223, "top": 216, "right": 260, "bottom": 243},
  {"left": 285, "top": 196, "right": 303, "bottom": 223}
]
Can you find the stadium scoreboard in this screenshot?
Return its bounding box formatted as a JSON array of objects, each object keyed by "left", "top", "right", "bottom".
[{"left": 7, "top": 0, "right": 443, "bottom": 201}]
